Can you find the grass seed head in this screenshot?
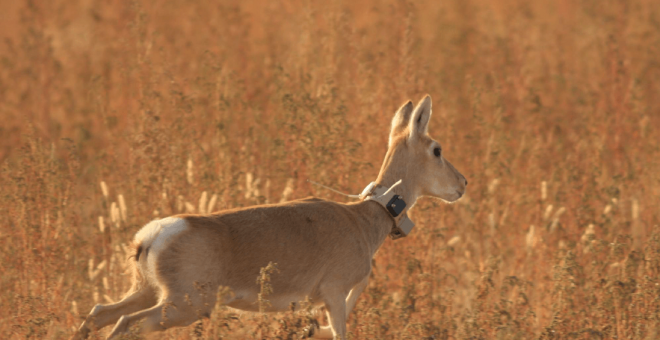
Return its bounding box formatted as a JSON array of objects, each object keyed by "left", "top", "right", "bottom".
[
  {"left": 208, "top": 194, "right": 218, "bottom": 214},
  {"left": 187, "top": 158, "right": 194, "bottom": 185},
  {"left": 198, "top": 191, "right": 208, "bottom": 214},
  {"left": 118, "top": 194, "right": 127, "bottom": 222},
  {"left": 541, "top": 181, "right": 547, "bottom": 201},
  {"left": 100, "top": 181, "right": 109, "bottom": 199},
  {"left": 280, "top": 179, "right": 295, "bottom": 203}
]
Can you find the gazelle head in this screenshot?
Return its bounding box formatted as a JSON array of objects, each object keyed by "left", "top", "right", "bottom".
[{"left": 376, "top": 95, "right": 467, "bottom": 204}]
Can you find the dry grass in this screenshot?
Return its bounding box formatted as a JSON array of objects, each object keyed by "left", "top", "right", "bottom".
[{"left": 1, "top": 0, "right": 660, "bottom": 339}]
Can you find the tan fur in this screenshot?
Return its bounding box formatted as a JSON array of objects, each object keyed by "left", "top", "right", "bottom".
[{"left": 72, "top": 95, "right": 467, "bottom": 340}]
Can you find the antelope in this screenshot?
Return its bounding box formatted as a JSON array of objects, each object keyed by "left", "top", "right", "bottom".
[{"left": 72, "top": 95, "right": 467, "bottom": 340}]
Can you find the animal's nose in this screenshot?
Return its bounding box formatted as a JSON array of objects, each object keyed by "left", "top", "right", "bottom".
[{"left": 464, "top": 178, "right": 468, "bottom": 187}]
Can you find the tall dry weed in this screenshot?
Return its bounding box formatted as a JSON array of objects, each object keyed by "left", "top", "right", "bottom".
[{"left": 1, "top": 0, "right": 660, "bottom": 338}]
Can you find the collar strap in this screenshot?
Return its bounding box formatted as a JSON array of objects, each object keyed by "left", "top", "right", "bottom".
[{"left": 360, "top": 181, "right": 415, "bottom": 240}]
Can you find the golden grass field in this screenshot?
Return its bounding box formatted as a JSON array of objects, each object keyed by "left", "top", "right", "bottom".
[{"left": 2, "top": 0, "right": 660, "bottom": 338}]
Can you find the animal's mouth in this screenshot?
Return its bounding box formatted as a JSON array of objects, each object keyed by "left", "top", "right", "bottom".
[
  {"left": 437, "top": 190, "right": 464, "bottom": 204},
  {"left": 450, "top": 190, "right": 466, "bottom": 203}
]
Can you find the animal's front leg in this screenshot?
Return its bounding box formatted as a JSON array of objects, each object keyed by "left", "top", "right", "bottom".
[
  {"left": 310, "top": 276, "right": 369, "bottom": 339},
  {"left": 308, "top": 290, "right": 349, "bottom": 339},
  {"left": 344, "top": 275, "right": 369, "bottom": 318},
  {"left": 310, "top": 324, "right": 335, "bottom": 339}
]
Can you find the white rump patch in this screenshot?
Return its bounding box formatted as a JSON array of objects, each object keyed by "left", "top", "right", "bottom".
[{"left": 134, "top": 216, "right": 188, "bottom": 284}]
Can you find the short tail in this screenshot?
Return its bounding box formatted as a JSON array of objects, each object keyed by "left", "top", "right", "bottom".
[{"left": 126, "top": 220, "right": 165, "bottom": 291}]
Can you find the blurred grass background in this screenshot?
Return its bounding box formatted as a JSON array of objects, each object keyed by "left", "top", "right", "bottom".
[{"left": 1, "top": 0, "right": 660, "bottom": 338}]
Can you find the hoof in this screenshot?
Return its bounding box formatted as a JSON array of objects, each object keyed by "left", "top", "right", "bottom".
[
  {"left": 302, "top": 319, "right": 320, "bottom": 338},
  {"left": 71, "top": 320, "right": 94, "bottom": 340},
  {"left": 70, "top": 330, "right": 88, "bottom": 340}
]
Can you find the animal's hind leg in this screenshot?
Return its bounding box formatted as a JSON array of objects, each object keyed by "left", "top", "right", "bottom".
[
  {"left": 72, "top": 286, "right": 158, "bottom": 340},
  {"left": 107, "top": 298, "right": 200, "bottom": 339}
]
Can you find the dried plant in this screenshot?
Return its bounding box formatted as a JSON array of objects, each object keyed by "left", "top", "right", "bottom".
[{"left": 1, "top": 0, "right": 660, "bottom": 338}]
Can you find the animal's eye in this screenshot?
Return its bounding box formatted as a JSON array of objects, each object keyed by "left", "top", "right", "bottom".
[{"left": 433, "top": 147, "right": 441, "bottom": 157}]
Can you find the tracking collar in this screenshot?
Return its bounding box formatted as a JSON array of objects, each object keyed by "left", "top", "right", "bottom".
[{"left": 359, "top": 181, "right": 415, "bottom": 240}]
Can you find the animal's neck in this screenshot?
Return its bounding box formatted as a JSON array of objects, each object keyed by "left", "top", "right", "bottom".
[
  {"left": 374, "top": 148, "right": 419, "bottom": 212},
  {"left": 351, "top": 200, "right": 399, "bottom": 256},
  {"left": 349, "top": 150, "right": 421, "bottom": 254},
  {"left": 347, "top": 169, "right": 419, "bottom": 255},
  {"left": 374, "top": 173, "right": 419, "bottom": 215}
]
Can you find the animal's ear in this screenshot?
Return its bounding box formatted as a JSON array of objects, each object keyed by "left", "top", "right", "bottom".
[
  {"left": 408, "top": 95, "right": 432, "bottom": 140},
  {"left": 389, "top": 100, "right": 414, "bottom": 145}
]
